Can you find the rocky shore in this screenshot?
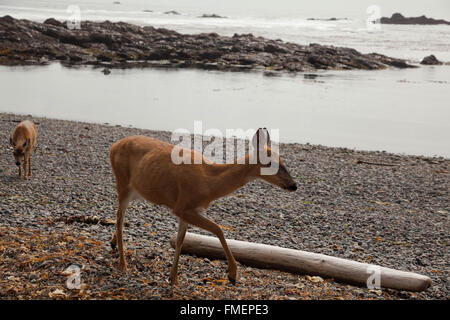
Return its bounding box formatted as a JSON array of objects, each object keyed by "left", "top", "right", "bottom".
[
  {"left": 0, "top": 15, "right": 416, "bottom": 72},
  {"left": 0, "top": 113, "right": 448, "bottom": 300},
  {"left": 380, "top": 13, "right": 450, "bottom": 25}
]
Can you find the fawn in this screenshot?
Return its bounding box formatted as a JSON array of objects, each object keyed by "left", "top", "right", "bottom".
[
  {"left": 109, "top": 128, "right": 297, "bottom": 284},
  {"left": 10, "top": 120, "right": 38, "bottom": 179}
]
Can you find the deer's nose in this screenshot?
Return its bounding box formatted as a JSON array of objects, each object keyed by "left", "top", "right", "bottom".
[
  {"left": 288, "top": 183, "right": 297, "bottom": 191},
  {"left": 15, "top": 161, "right": 20, "bottom": 166}
]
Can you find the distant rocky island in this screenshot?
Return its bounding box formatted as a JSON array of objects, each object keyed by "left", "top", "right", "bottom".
[
  {"left": 420, "top": 55, "right": 443, "bottom": 65},
  {"left": 0, "top": 15, "right": 417, "bottom": 72},
  {"left": 307, "top": 17, "right": 348, "bottom": 21},
  {"left": 164, "top": 10, "right": 180, "bottom": 15},
  {"left": 380, "top": 13, "right": 450, "bottom": 25},
  {"left": 199, "top": 14, "right": 227, "bottom": 19}
]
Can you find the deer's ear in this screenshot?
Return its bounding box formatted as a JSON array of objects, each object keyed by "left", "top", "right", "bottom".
[
  {"left": 262, "top": 127, "right": 270, "bottom": 146},
  {"left": 251, "top": 128, "right": 270, "bottom": 152}
]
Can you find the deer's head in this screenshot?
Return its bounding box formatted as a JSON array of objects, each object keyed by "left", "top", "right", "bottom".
[
  {"left": 10, "top": 136, "right": 30, "bottom": 166},
  {"left": 250, "top": 128, "right": 297, "bottom": 192}
]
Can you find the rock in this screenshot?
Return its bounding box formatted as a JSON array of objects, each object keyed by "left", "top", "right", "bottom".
[
  {"left": 198, "top": 14, "right": 227, "bottom": 19},
  {"left": 43, "top": 18, "right": 64, "bottom": 28},
  {"left": 69, "top": 55, "right": 83, "bottom": 62},
  {"left": 0, "top": 16, "right": 416, "bottom": 72},
  {"left": 102, "top": 68, "right": 111, "bottom": 75},
  {"left": 306, "top": 275, "right": 324, "bottom": 283},
  {"left": 49, "top": 289, "right": 66, "bottom": 298},
  {"left": 263, "top": 70, "right": 281, "bottom": 77},
  {"left": 304, "top": 74, "right": 318, "bottom": 79},
  {"left": 369, "top": 289, "right": 383, "bottom": 296},
  {"left": 380, "top": 13, "right": 450, "bottom": 25},
  {"left": 420, "top": 55, "right": 443, "bottom": 65},
  {"left": 307, "top": 17, "right": 347, "bottom": 21},
  {"left": 164, "top": 10, "right": 180, "bottom": 15}
]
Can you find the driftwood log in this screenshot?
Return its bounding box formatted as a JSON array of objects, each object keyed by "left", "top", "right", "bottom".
[{"left": 170, "top": 232, "right": 432, "bottom": 292}]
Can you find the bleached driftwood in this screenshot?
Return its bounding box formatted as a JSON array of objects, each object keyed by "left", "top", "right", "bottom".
[{"left": 170, "top": 232, "right": 432, "bottom": 292}]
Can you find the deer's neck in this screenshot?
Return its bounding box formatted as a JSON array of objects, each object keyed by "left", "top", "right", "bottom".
[{"left": 205, "top": 155, "right": 255, "bottom": 200}]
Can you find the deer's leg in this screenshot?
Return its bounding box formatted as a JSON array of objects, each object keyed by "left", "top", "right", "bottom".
[
  {"left": 18, "top": 164, "right": 22, "bottom": 177},
  {"left": 23, "top": 156, "right": 28, "bottom": 180},
  {"left": 169, "top": 219, "right": 187, "bottom": 285},
  {"left": 111, "top": 230, "right": 117, "bottom": 249},
  {"left": 182, "top": 210, "right": 238, "bottom": 284},
  {"left": 111, "top": 191, "right": 132, "bottom": 250},
  {"left": 112, "top": 191, "right": 131, "bottom": 272},
  {"left": 28, "top": 154, "right": 32, "bottom": 176}
]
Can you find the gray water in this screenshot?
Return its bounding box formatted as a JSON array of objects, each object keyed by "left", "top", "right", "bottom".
[{"left": 1, "top": 64, "right": 449, "bottom": 158}]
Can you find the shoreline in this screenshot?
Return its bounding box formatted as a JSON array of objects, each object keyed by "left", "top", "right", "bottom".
[
  {"left": 0, "top": 112, "right": 448, "bottom": 299},
  {"left": 0, "top": 15, "right": 417, "bottom": 72},
  {"left": 3, "top": 111, "right": 449, "bottom": 161}
]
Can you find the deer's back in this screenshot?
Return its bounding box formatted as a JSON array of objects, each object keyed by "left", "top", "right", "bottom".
[
  {"left": 13, "top": 120, "right": 38, "bottom": 144},
  {"left": 110, "top": 135, "right": 210, "bottom": 209}
]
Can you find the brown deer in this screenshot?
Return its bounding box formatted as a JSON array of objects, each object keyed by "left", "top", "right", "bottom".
[
  {"left": 109, "top": 128, "right": 297, "bottom": 285},
  {"left": 10, "top": 120, "right": 38, "bottom": 179}
]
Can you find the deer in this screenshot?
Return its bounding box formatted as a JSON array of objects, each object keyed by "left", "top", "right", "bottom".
[
  {"left": 9, "top": 120, "right": 38, "bottom": 180},
  {"left": 109, "top": 128, "right": 297, "bottom": 285}
]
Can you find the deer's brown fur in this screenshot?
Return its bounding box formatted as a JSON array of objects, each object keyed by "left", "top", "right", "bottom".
[
  {"left": 109, "top": 129, "right": 297, "bottom": 285},
  {"left": 10, "top": 120, "right": 38, "bottom": 180}
]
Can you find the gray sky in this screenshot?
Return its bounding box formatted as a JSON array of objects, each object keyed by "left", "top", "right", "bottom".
[
  {"left": 211, "top": 0, "right": 450, "bottom": 20},
  {"left": 130, "top": 0, "right": 450, "bottom": 20},
  {"left": 4, "top": 0, "right": 450, "bottom": 20}
]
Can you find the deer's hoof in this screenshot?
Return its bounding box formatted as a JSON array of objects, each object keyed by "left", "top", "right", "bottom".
[
  {"left": 118, "top": 263, "right": 127, "bottom": 272},
  {"left": 169, "top": 276, "right": 179, "bottom": 286},
  {"left": 228, "top": 274, "right": 237, "bottom": 285}
]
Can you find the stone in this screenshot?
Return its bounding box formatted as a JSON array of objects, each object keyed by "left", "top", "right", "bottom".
[{"left": 420, "top": 55, "right": 443, "bottom": 65}]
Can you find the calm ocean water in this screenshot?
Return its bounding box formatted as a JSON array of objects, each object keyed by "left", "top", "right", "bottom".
[{"left": 0, "top": 0, "right": 449, "bottom": 157}]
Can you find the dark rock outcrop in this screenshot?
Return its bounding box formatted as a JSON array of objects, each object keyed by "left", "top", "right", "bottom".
[
  {"left": 307, "top": 18, "right": 348, "bottom": 21},
  {"left": 420, "top": 55, "right": 443, "bottom": 65},
  {"left": 164, "top": 10, "right": 180, "bottom": 15},
  {"left": 0, "top": 16, "right": 416, "bottom": 72},
  {"left": 43, "top": 17, "right": 65, "bottom": 28},
  {"left": 380, "top": 13, "right": 450, "bottom": 25},
  {"left": 199, "top": 14, "right": 227, "bottom": 19}
]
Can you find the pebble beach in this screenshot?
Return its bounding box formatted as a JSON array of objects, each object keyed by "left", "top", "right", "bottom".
[{"left": 0, "top": 112, "right": 448, "bottom": 300}]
